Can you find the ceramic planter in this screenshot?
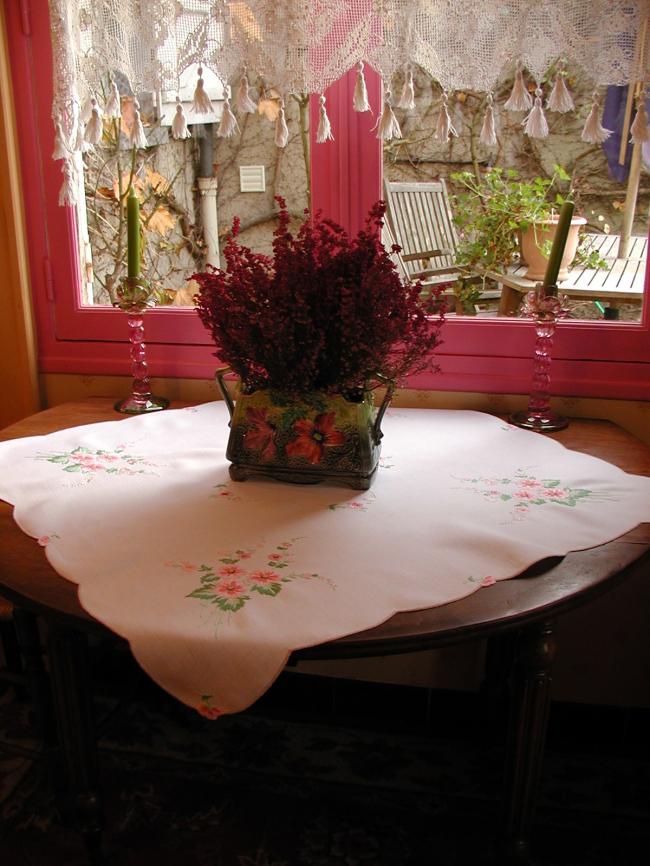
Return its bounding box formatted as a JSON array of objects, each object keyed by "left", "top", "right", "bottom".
[
  {"left": 216, "top": 369, "right": 393, "bottom": 489},
  {"left": 521, "top": 216, "right": 586, "bottom": 282}
]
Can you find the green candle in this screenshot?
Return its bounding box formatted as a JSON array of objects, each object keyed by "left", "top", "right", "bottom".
[
  {"left": 127, "top": 185, "right": 140, "bottom": 279},
  {"left": 542, "top": 199, "right": 574, "bottom": 289}
]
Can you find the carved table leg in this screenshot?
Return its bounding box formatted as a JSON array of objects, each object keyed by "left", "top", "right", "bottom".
[
  {"left": 500, "top": 620, "right": 556, "bottom": 865},
  {"left": 13, "top": 609, "right": 56, "bottom": 742},
  {"left": 46, "top": 625, "right": 104, "bottom": 864}
]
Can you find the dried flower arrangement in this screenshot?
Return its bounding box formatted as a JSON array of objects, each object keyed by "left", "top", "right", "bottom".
[{"left": 193, "top": 198, "right": 445, "bottom": 397}]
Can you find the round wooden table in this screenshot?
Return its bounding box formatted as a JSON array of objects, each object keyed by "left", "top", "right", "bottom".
[{"left": 1, "top": 399, "right": 649, "bottom": 865}]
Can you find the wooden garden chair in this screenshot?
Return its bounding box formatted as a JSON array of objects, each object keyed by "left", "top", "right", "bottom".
[{"left": 383, "top": 179, "right": 500, "bottom": 312}]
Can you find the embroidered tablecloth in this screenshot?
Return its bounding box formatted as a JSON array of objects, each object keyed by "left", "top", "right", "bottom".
[{"left": 0, "top": 403, "right": 648, "bottom": 718}]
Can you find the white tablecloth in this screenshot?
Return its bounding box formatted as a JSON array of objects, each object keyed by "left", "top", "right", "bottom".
[{"left": 0, "top": 404, "right": 648, "bottom": 718}]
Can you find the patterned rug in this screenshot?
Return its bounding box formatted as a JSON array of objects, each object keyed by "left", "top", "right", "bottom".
[{"left": 1, "top": 658, "right": 649, "bottom": 866}]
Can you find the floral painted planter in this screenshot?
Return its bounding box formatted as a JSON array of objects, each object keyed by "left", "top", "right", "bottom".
[{"left": 216, "top": 369, "right": 392, "bottom": 489}]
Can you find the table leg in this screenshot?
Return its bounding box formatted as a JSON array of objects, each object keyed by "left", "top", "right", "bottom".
[
  {"left": 46, "top": 624, "right": 104, "bottom": 864},
  {"left": 13, "top": 609, "right": 56, "bottom": 742},
  {"left": 500, "top": 619, "right": 556, "bottom": 865}
]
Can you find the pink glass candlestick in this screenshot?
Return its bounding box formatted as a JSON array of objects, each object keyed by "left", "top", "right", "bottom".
[
  {"left": 114, "top": 278, "right": 169, "bottom": 414},
  {"left": 510, "top": 286, "right": 570, "bottom": 432}
]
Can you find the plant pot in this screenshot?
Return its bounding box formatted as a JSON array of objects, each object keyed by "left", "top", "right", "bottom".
[
  {"left": 521, "top": 216, "right": 586, "bottom": 282},
  {"left": 216, "top": 369, "right": 393, "bottom": 489}
]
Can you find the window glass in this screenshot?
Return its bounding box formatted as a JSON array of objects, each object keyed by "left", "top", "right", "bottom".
[
  {"left": 79, "top": 64, "right": 310, "bottom": 307},
  {"left": 382, "top": 65, "right": 647, "bottom": 323}
]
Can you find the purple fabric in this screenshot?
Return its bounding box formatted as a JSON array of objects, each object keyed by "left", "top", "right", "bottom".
[{"left": 602, "top": 86, "right": 650, "bottom": 182}]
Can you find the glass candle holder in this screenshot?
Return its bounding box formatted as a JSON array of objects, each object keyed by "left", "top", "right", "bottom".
[
  {"left": 113, "top": 277, "right": 169, "bottom": 414},
  {"left": 510, "top": 285, "right": 570, "bottom": 432}
]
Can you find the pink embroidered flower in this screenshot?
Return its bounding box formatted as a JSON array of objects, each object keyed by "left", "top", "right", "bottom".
[
  {"left": 249, "top": 570, "right": 278, "bottom": 584},
  {"left": 348, "top": 501, "right": 364, "bottom": 509},
  {"left": 519, "top": 478, "right": 541, "bottom": 488},
  {"left": 243, "top": 408, "right": 277, "bottom": 461},
  {"left": 543, "top": 488, "right": 567, "bottom": 499},
  {"left": 215, "top": 579, "right": 246, "bottom": 597},
  {"left": 514, "top": 490, "right": 537, "bottom": 500},
  {"left": 235, "top": 549, "right": 252, "bottom": 559},
  {"left": 286, "top": 412, "right": 345, "bottom": 464},
  {"left": 218, "top": 564, "right": 245, "bottom": 577},
  {"left": 219, "top": 489, "right": 233, "bottom": 497},
  {"left": 197, "top": 703, "right": 223, "bottom": 720},
  {"left": 37, "top": 536, "right": 51, "bottom": 547},
  {"left": 179, "top": 561, "right": 198, "bottom": 572},
  {"left": 100, "top": 454, "right": 119, "bottom": 462},
  {"left": 267, "top": 553, "right": 283, "bottom": 561},
  {"left": 480, "top": 575, "right": 496, "bottom": 588}
]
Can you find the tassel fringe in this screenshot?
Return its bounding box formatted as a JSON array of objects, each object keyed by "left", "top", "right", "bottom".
[
  {"left": 397, "top": 67, "right": 416, "bottom": 111},
  {"left": 504, "top": 62, "right": 533, "bottom": 111},
  {"left": 236, "top": 73, "right": 257, "bottom": 114},
  {"left": 630, "top": 99, "right": 650, "bottom": 144},
  {"left": 192, "top": 66, "right": 214, "bottom": 114},
  {"left": 58, "top": 160, "right": 78, "bottom": 207},
  {"left": 523, "top": 88, "right": 549, "bottom": 138},
  {"left": 75, "top": 120, "right": 90, "bottom": 153},
  {"left": 353, "top": 61, "right": 371, "bottom": 112},
  {"left": 52, "top": 123, "right": 68, "bottom": 159},
  {"left": 105, "top": 78, "right": 121, "bottom": 118},
  {"left": 547, "top": 73, "right": 574, "bottom": 113},
  {"left": 130, "top": 102, "right": 148, "bottom": 148},
  {"left": 373, "top": 91, "right": 402, "bottom": 141},
  {"left": 581, "top": 93, "right": 612, "bottom": 143},
  {"left": 217, "top": 97, "right": 240, "bottom": 137},
  {"left": 171, "top": 96, "right": 191, "bottom": 140},
  {"left": 275, "top": 100, "right": 289, "bottom": 147},
  {"left": 479, "top": 94, "right": 497, "bottom": 146},
  {"left": 84, "top": 99, "right": 103, "bottom": 145},
  {"left": 434, "top": 92, "right": 457, "bottom": 142},
  {"left": 316, "top": 94, "right": 334, "bottom": 142}
]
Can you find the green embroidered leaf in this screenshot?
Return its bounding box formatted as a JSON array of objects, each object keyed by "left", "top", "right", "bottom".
[
  {"left": 215, "top": 596, "right": 247, "bottom": 612},
  {"left": 199, "top": 564, "right": 212, "bottom": 572},
  {"left": 500, "top": 493, "right": 512, "bottom": 501},
  {"left": 251, "top": 583, "right": 282, "bottom": 596},
  {"left": 48, "top": 455, "right": 69, "bottom": 463},
  {"left": 542, "top": 479, "right": 561, "bottom": 488},
  {"left": 569, "top": 489, "right": 591, "bottom": 498},
  {"left": 186, "top": 589, "right": 215, "bottom": 600},
  {"left": 63, "top": 463, "right": 83, "bottom": 472},
  {"left": 328, "top": 504, "right": 338, "bottom": 510},
  {"left": 219, "top": 557, "right": 240, "bottom": 564},
  {"left": 270, "top": 562, "right": 288, "bottom": 568},
  {"left": 530, "top": 498, "right": 547, "bottom": 505}
]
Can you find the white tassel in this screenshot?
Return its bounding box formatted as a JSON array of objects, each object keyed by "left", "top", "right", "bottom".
[
  {"left": 275, "top": 99, "right": 289, "bottom": 148},
  {"left": 171, "top": 96, "right": 191, "bottom": 140},
  {"left": 130, "top": 105, "right": 148, "bottom": 148},
  {"left": 434, "top": 92, "right": 457, "bottom": 142},
  {"left": 217, "top": 96, "right": 240, "bottom": 137},
  {"left": 104, "top": 78, "right": 121, "bottom": 118},
  {"left": 630, "top": 99, "right": 650, "bottom": 144},
  {"left": 353, "top": 61, "right": 371, "bottom": 113},
  {"left": 547, "top": 73, "right": 574, "bottom": 113},
  {"left": 52, "top": 122, "right": 68, "bottom": 159},
  {"left": 80, "top": 96, "right": 94, "bottom": 123},
  {"left": 75, "top": 120, "right": 91, "bottom": 153},
  {"left": 581, "top": 93, "right": 612, "bottom": 144},
  {"left": 316, "top": 94, "right": 334, "bottom": 143},
  {"left": 58, "top": 160, "right": 78, "bottom": 207},
  {"left": 236, "top": 72, "right": 257, "bottom": 114},
  {"left": 479, "top": 93, "right": 497, "bottom": 146},
  {"left": 372, "top": 91, "right": 402, "bottom": 141},
  {"left": 504, "top": 62, "right": 533, "bottom": 111},
  {"left": 397, "top": 67, "right": 415, "bottom": 111},
  {"left": 523, "top": 88, "right": 549, "bottom": 138},
  {"left": 84, "top": 99, "right": 103, "bottom": 145},
  {"left": 192, "top": 66, "right": 214, "bottom": 114}
]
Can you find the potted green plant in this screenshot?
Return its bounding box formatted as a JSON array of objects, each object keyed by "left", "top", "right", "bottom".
[
  {"left": 193, "top": 198, "right": 444, "bottom": 489},
  {"left": 450, "top": 165, "right": 600, "bottom": 294}
]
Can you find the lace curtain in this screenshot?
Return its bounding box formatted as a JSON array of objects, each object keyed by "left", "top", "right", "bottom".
[{"left": 48, "top": 0, "right": 649, "bottom": 202}]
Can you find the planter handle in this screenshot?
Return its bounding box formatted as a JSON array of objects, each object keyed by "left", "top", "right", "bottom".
[
  {"left": 215, "top": 367, "right": 235, "bottom": 421},
  {"left": 372, "top": 378, "right": 395, "bottom": 444}
]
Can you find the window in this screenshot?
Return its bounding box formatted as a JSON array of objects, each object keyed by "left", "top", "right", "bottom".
[{"left": 6, "top": 3, "right": 650, "bottom": 398}]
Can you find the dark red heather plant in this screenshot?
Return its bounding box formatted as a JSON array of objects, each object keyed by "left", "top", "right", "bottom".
[{"left": 193, "top": 197, "right": 445, "bottom": 395}]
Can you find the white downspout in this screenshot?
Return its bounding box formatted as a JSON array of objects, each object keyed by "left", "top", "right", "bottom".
[{"left": 198, "top": 176, "right": 220, "bottom": 268}]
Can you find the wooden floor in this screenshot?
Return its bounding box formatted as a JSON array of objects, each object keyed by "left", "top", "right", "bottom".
[{"left": 493, "top": 233, "right": 647, "bottom": 314}]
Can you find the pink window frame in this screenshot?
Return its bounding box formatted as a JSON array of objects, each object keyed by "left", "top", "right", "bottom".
[{"left": 7, "top": 3, "right": 650, "bottom": 398}]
